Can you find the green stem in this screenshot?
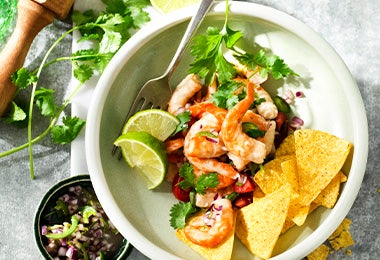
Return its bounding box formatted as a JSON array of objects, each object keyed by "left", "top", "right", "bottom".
[
  {"left": 0, "top": 81, "right": 83, "bottom": 159},
  {"left": 27, "top": 26, "right": 80, "bottom": 179}
]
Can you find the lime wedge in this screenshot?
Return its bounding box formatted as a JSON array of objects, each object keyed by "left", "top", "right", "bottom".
[
  {"left": 122, "top": 109, "right": 179, "bottom": 141},
  {"left": 114, "top": 131, "right": 168, "bottom": 189},
  {"left": 150, "top": 0, "right": 200, "bottom": 13}
]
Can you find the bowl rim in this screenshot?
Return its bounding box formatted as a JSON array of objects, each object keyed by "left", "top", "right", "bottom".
[
  {"left": 33, "top": 174, "right": 130, "bottom": 259},
  {"left": 85, "top": 1, "right": 368, "bottom": 259}
]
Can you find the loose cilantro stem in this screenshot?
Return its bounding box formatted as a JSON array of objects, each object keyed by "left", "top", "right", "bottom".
[
  {"left": 27, "top": 26, "right": 80, "bottom": 179},
  {"left": 0, "top": 81, "right": 84, "bottom": 162}
]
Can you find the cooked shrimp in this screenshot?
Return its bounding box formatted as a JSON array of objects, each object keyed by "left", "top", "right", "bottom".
[
  {"left": 168, "top": 74, "right": 203, "bottom": 115},
  {"left": 257, "top": 120, "right": 276, "bottom": 155},
  {"left": 186, "top": 156, "right": 238, "bottom": 180},
  {"left": 255, "top": 85, "right": 278, "bottom": 120},
  {"left": 184, "top": 198, "right": 234, "bottom": 247},
  {"left": 184, "top": 113, "right": 226, "bottom": 158},
  {"left": 242, "top": 110, "right": 271, "bottom": 131},
  {"left": 165, "top": 138, "right": 184, "bottom": 154},
  {"left": 221, "top": 81, "right": 267, "bottom": 164},
  {"left": 188, "top": 102, "right": 227, "bottom": 123}
]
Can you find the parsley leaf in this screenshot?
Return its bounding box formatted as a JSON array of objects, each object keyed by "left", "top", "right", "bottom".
[
  {"left": 172, "top": 111, "right": 191, "bottom": 136},
  {"left": 51, "top": 116, "right": 86, "bottom": 144},
  {"left": 169, "top": 201, "right": 198, "bottom": 229},
  {"left": 178, "top": 162, "right": 219, "bottom": 194}
]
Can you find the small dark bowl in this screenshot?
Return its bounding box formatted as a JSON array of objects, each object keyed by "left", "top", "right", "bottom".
[{"left": 34, "top": 174, "right": 130, "bottom": 259}]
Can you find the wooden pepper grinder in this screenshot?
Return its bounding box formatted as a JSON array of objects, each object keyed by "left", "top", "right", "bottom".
[{"left": 0, "top": 0, "right": 74, "bottom": 117}]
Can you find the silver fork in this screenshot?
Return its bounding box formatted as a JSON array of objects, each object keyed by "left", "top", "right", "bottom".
[{"left": 112, "top": 0, "right": 214, "bottom": 156}]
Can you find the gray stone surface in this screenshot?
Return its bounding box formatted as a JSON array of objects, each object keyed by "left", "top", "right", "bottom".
[{"left": 0, "top": 0, "right": 378, "bottom": 259}]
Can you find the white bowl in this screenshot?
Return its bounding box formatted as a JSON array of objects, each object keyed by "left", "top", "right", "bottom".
[{"left": 85, "top": 2, "right": 368, "bottom": 259}]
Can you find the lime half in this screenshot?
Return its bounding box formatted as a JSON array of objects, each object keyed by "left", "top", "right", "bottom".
[
  {"left": 122, "top": 109, "right": 179, "bottom": 141},
  {"left": 114, "top": 131, "right": 168, "bottom": 189},
  {"left": 150, "top": 0, "right": 200, "bottom": 13}
]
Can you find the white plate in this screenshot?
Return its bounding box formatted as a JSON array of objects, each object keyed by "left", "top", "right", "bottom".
[{"left": 86, "top": 2, "right": 368, "bottom": 259}]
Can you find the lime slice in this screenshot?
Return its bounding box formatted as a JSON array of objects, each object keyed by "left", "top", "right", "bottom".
[
  {"left": 150, "top": 0, "right": 201, "bottom": 14},
  {"left": 114, "top": 131, "right": 168, "bottom": 189},
  {"left": 122, "top": 109, "right": 179, "bottom": 141}
]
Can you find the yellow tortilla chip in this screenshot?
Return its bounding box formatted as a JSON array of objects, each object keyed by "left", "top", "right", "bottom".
[
  {"left": 307, "top": 244, "right": 330, "bottom": 260},
  {"left": 281, "top": 158, "right": 299, "bottom": 194},
  {"left": 294, "top": 129, "right": 352, "bottom": 205},
  {"left": 253, "top": 155, "right": 294, "bottom": 194},
  {"left": 313, "top": 171, "right": 344, "bottom": 208},
  {"left": 235, "top": 184, "right": 292, "bottom": 259},
  {"left": 175, "top": 213, "right": 236, "bottom": 260},
  {"left": 281, "top": 202, "right": 320, "bottom": 234},
  {"left": 275, "top": 133, "right": 295, "bottom": 158}
]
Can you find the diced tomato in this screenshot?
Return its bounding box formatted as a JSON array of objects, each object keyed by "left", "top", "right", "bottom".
[
  {"left": 234, "top": 175, "right": 255, "bottom": 193},
  {"left": 234, "top": 192, "right": 253, "bottom": 208},
  {"left": 172, "top": 173, "right": 191, "bottom": 202},
  {"left": 275, "top": 111, "right": 287, "bottom": 132}
]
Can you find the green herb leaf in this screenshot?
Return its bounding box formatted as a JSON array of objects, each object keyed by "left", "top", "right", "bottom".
[
  {"left": 51, "top": 116, "right": 86, "bottom": 144},
  {"left": 209, "top": 80, "right": 244, "bottom": 109},
  {"left": 3, "top": 101, "right": 27, "bottom": 124},
  {"left": 169, "top": 201, "right": 198, "bottom": 229},
  {"left": 11, "top": 68, "right": 38, "bottom": 90},
  {"left": 195, "top": 173, "right": 219, "bottom": 194},
  {"left": 178, "top": 162, "right": 195, "bottom": 190},
  {"left": 34, "top": 87, "right": 56, "bottom": 117},
  {"left": 234, "top": 50, "right": 298, "bottom": 79},
  {"left": 172, "top": 111, "right": 191, "bottom": 136}
]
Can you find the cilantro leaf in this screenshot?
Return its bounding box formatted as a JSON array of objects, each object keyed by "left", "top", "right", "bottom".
[
  {"left": 234, "top": 50, "right": 298, "bottom": 79},
  {"left": 169, "top": 201, "right": 198, "bottom": 229},
  {"left": 72, "top": 62, "right": 94, "bottom": 83},
  {"left": 172, "top": 111, "right": 191, "bottom": 136},
  {"left": 3, "top": 101, "right": 27, "bottom": 124},
  {"left": 34, "top": 87, "right": 56, "bottom": 117},
  {"left": 209, "top": 80, "right": 244, "bottom": 109},
  {"left": 195, "top": 173, "right": 219, "bottom": 194},
  {"left": 11, "top": 68, "right": 38, "bottom": 90},
  {"left": 178, "top": 162, "right": 195, "bottom": 190},
  {"left": 51, "top": 116, "right": 85, "bottom": 144}
]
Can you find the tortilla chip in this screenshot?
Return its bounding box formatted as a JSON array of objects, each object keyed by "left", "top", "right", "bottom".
[
  {"left": 294, "top": 129, "right": 352, "bottom": 205},
  {"left": 176, "top": 213, "right": 236, "bottom": 260},
  {"left": 307, "top": 244, "right": 330, "bottom": 260},
  {"left": 313, "top": 171, "right": 344, "bottom": 208},
  {"left": 281, "top": 202, "right": 320, "bottom": 234},
  {"left": 235, "top": 184, "right": 292, "bottom": 259},
  {"left": 281, "top": 158, "right": 299, "bottom": 194},
  {"left": 275, "top": 134, "right": 295, "bottom": 158},
  {"left": 253, "top": 155, "right": 294, "bottom": 194}
]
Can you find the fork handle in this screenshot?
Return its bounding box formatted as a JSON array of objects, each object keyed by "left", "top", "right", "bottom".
[{"left": 165, "top": 0, "right": 214, "bottom": 80}]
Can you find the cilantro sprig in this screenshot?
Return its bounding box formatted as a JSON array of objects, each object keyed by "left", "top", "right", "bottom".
[
  {"left": 169, "top": 163, "right": 219, "bottom": 229},
  {"left": 0, "top": 0, "right": 151, "bottom": 178}
]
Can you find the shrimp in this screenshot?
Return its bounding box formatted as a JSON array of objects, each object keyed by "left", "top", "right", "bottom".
[
  {"left": 192, "top": 166, "right": 235, "bottom": 193},
  {"left": 255, "top": 85, "right": 278, "bottom": 120},
  {"left": 184, "top": 113, "right": 226, "bottom": 158},
  {"left": 165, "top": 138, "right": 184, "bottom": 154},
  {"left": 186, "top": 156, "right": 238, "bottom": 180},
  {"left": 168, "top": 74, "right": 203, "bottom": 115},
  {"left": 242, "top": 110, "right": 276, "bottom": 156},
  {"left": 221, "top": 81, "right": 267, "bottom": 164},
  {"left": 188, "top": 102, "right": 227, "bottom": 123},
  {"left": 184, "top": 198, "right": 234, "bottom": 247}
]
